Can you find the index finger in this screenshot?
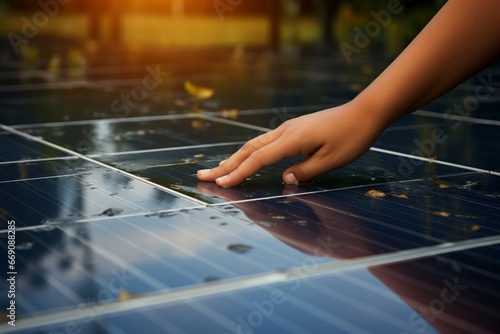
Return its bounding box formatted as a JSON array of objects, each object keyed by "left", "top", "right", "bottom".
[
  {"left": 196, "top": 128, "right": 280, "bottom": 182},
  {"left": 213, "top": 134, "right": 299, "bottom": 187}
]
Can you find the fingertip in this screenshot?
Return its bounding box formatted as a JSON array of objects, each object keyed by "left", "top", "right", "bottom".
[
  {"left": 283, "top": 172, "right": 298, "bottom": 185},
  {"left": 215, "top": 175, "right": 230, "bottom": 187},
  {"left": 197, "top": 169, "right": 213, "bottom": 181}
]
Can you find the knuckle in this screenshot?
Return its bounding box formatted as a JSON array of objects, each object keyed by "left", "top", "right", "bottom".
[
  {"left": 240, "top": 139, "right": 259, "bottom": 153},
  {"left": 247, "top": 150, "right": 265, "bottom": 169}
]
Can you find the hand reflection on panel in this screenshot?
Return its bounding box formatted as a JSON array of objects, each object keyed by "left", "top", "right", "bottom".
[{"left": 197, "top": 182, "right": 499, "bottom": 334}]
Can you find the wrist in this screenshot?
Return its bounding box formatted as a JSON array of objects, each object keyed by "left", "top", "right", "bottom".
[{"left": 347, "top": 95, "right": 394, "bottom": 135}]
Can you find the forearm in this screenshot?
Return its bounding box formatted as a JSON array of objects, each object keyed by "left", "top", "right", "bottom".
[{"left": 356, "top": 0, "right": 500, "bottom": 126}]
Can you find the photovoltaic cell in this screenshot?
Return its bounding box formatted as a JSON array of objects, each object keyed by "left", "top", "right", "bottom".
[{"left": 0, "top": 39, "right": 499, "bottom": 334}]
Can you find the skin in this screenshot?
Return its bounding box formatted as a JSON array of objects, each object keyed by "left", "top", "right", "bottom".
[{"left": 198, "top": 0, "right": 500, "bottom": 187}]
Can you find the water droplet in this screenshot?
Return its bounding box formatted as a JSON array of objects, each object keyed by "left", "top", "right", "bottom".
[
  {"left": 203, "top": 276, "right": 220, "bottom": 282},
  {"left": 271, "top": 215, "right": 286, "bottom": 220},
  {"left": 99, "top": 208, "right": 124, "bottom": 217},
  {"left": 224, "top": 210, "right": 241, "bottom": 216},
  {"left": 228, "top": 244, "right": 253, "bottom": 254}
]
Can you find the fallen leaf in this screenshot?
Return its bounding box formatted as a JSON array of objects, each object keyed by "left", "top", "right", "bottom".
[
  {"left": 432, "top": 176, "right": 452, "bottom": 189},
  {"left": 185, "top": 81, "right": 215, "bottom": 100},
  {"left": 470, "top": 225, "right": 481, "bottom": 231},
  {"left": 118, "top": 289, "right": 131, "bottom": 302},
  {"left": 392, "top": 193, "right": 408, "bottom": 199},
  {"left": 365, "top": 189, "right": 386, "bottom": 198},
  {"left": 220, "top": 109, "right": 239, "bottom": 119},
  {"left": 191, "top": 120, "right": 208, "bottom": 129},
  {"left": 432, "top": 211, "right": 451, "bottom": 217}
]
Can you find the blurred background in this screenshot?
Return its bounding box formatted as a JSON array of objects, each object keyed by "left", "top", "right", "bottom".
[{"left": 0, "top": 0, "right": 446, "bottom": 52}]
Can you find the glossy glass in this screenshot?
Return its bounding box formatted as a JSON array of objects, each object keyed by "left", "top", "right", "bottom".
[{"left": 0, "top": 34, "right": 498, "bottom": 334}]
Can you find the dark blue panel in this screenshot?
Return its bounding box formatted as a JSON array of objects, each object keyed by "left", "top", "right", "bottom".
[
  {"left": 20, "top": 117, "right": 264, "bottom": 155},
  {"left": 375, "top": 119, "right": 500, "bottom": 172},
  {"left": 100, "top": 143, "right": 472, "bottom": 204},
  {"left": 10, "top": 245, "right": 500, "bottom": 334},
  {"left": 0, "top": 228, "right": 153, "bottom": 318},
  {"left": 0, "top": 158, "right": 80, "bottom": 182},
  {"left": 0, "top": 162, "right": 198, "bottom": 229},
  {"left": 0, "top": 133, "right": 67, "bottom": 162}
]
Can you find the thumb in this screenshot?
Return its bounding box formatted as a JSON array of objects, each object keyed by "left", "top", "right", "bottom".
[{"left": 282, "top": 154, "right": 333, "bottom": 185}]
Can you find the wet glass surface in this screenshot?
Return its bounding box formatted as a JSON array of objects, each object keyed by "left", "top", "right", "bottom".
[
  {"left": 2, "top": 174, "right": 498, "bottom": 320},
  {"left": 0, "top": 209, "right": 334, "bottom": 317},
  {"left": 0, "top": 158, "right": 80, "bottom": 182},
  {"left": 206, "top": 173, "right": 500, "bottom": 254},
  {"left": 10, "top": 244, "right": 500, "bottom": 334},
  {"left": 0, "top": 133, "right": 67, "bottom": 162},
  {"left": 375, "top": 121, "right": 500, "bottom": 172},
  {"left": 100, "top": 143, "right": 474, "bottom": 204},
  {"left": 20, "top": 117, "right": 264, "bottom": 155},
  {"left": 0, "top": 31, "right": 499, "bottom": 334},
  {"left": 0, "top": 161, "right": 199, "bottom": 229}
]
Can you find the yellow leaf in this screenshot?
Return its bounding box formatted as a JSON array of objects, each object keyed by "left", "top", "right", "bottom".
[
  {"left": 221, "top": 109, "right": 239, "bottom": 119},
  {"left": 191, "top": 120, "right": 208, "bottom": 129},
  {"left": 391, "top": 193, "right": 408, "bottom": 199},
  {"left": 432, "top": 211, "right": 451, "bottom": 217},
  {"left": 432, "top": 176, "right": 452, "bottom": 189},
  {"left": 184, "top": 81, "right": 215, "bottom": 100},
  {"left": 365, "top": 189, "right": 386, "bottom": 198},
  {"left": 118, "top": 289, "right": 131, "bottom": 301}
]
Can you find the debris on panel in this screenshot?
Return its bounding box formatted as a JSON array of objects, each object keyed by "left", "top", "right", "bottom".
[{"left": 365, "top": 189, "right": 386, "bottom": 198}]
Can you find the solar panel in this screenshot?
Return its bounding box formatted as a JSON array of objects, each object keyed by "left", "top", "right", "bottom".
[{"left": 1, "top": 41, "right": 499, "bottom": 334}]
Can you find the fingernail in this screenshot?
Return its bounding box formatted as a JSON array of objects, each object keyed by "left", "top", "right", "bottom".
[
  {"left": 284, "top": 173, "right": 298, "bottom": 185},
  {"left": 219, "top": 160, "right": 227, "bottom": 166},
  {"left": 197, "top": 169, "right": 211, "bottom": 176},
  {"left": 216, "top": 175, "right": 228, "bottom": 184}
]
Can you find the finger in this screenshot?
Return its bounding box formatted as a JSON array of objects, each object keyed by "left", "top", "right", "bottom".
[
  {"left": 282, "top": 146, "right": 339, "bottom": 184},
  {"left": 197, "top": 129, "right": 280, "bottom": 182},
  {"left": 216, "top": 136, "right": 299, "bottom": 187}
]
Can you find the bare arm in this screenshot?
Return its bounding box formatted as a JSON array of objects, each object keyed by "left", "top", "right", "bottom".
[
  {"left": 198, "top": 0, "right": 500, "bottom": 187},
  {"left": 360, "top": 0, "right": 500, "bottom": 127}
]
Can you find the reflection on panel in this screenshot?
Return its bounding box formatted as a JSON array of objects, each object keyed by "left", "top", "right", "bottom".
[
  {"left": 101, "top": 143, "right": 472, "bottom": 204},
  {"left": 206, "top": 174, "right": 500, "bottom": 257},
  {"left": 375, "top": 121, "right": 500, "bottom": 172},
  {"left": 0, "top": 133, "right": 67, "bottom": 162},
  {"left": 0, "top": 161, "right": 198, "bottom": 229},
  {"left": 10, "top": 245, "right": 500, "bottom": 334},
  {"left": 21, "top": 117, "right": 264, "bottom": 155}
]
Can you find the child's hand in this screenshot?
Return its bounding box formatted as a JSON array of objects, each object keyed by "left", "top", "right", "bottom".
[{"left": 197, "top": 101, "right": 385, "bottom": 187}]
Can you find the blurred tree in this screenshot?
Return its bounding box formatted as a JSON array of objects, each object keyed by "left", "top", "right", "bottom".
[
  {"left": 87, "top": 0, "right": 127, "bottom": 41},
  {"left": 315, "top": 0, "right": 340, "bottom": 45}
]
